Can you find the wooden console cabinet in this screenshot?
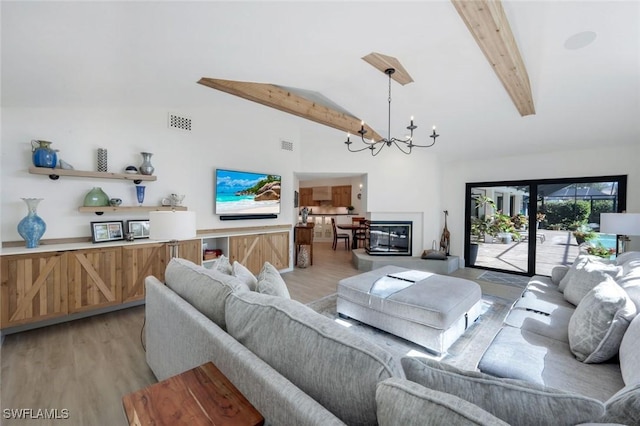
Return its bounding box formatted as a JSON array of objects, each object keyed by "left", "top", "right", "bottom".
[
  {"left": 229, "top": 231, "right": 289, "bottom": 275},
  {"left": 0, "top": 239, "right": 201, "bottom": 331}
]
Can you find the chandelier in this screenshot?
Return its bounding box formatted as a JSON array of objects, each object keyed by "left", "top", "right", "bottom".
[{"left": 345, "top": 68, "right": 439, "bottom": 156}]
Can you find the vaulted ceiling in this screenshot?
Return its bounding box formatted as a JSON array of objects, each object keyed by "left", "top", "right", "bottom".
[{"left": 2, "top": 1, "right": 639, "bottom": 161}]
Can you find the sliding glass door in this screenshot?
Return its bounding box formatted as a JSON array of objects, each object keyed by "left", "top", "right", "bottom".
[{"left": 465, "top": 175, "right": 626, "bottom": 276}]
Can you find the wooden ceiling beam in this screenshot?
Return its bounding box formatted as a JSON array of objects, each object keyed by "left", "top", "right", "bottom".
[
  {"left": 362, "top": 52, "right": 414, "bottom": 85},
  {"left": 451, "top": 0, "right": 535, "bottom": 116},
  {"left": 197, "top": 78, "right": 383, "bottom": 141}
]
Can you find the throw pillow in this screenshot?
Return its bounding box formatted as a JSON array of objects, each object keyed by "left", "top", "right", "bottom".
[
  {"left": 562, "top": 256, "right": 621, "bottom": 306},
  {"left": 256, "top": 261, "right": 290, "bottom": 299},
  {"left": 232, "top": 261, "right": 258, "bottom": 291},
  {"left": 602, "top": 383, "right": 640, "bottom": 425},
  {"left": 401, "top": 357, "right": 604, "bottom": 426},
  {"left": 559, "top": 254, "right": 615, "bottom": 293},
  {"left": 568, "top": 277, "right": 636, "bottom": 363},
  {"left": 211, "top": 254, "right": 233, "bottom": 275},
  {"left": 375, "top": 377, "right": 508, "bottom": 426},
  {"left": 225, "top": 291, "right": 403, "bottom": 426},
  {"left": 164, "top": 257, "right": 248, "bottom": 330}
]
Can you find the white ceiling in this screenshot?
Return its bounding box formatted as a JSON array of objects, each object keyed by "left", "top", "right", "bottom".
[{"left": 2, "top": 1, "right": 639, "bottom": 162}]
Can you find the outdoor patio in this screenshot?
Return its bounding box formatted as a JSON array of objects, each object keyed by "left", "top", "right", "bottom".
[{"left": 474, "top": 230, "right": 587, "bottom": 276}]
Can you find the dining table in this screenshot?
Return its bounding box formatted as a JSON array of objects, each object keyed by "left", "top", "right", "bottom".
[{"left": 337, "top": 223, "right": 365, "bottom": 250}]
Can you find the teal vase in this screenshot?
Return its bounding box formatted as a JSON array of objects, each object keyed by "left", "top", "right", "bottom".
[
  {"left": 83, "top": 187, "right": 110, "bottom": 206},
  {"left": 17, "top": 198, "right": 46, "bottom": 249}
]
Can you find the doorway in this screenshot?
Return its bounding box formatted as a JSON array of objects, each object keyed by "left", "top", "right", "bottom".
[{"left": 465, "top": 175, "right": 627, "bottom": 276}]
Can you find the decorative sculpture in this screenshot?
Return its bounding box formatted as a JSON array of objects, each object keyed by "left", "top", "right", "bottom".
[{"left": 440, "top": 210, "right": 450, "bottom": 256}]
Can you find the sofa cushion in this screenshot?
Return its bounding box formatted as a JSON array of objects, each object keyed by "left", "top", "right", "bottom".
[
  {"left": 478, "top": 326, "right": 625, "bottom": 401},
  {"left": 225, "top": 290, "right": 403, "bottom": 426},
  {"left": 615, "top": 251, "right": 640, "bottom": 266},
  {"left": 164, "top": 258, "right": 247, "bottom": 330},
  {"left": 256, "top": 261, "right": 290, "bottom": 298},
  {"left": 376, "top": 377, "right": 508, "bottom": 426},
  {"left": 602, "top": 383, "right": 640, "bottom": 425},
  {"left": 617, "top": 258, "right": 640, "bottom": 311},
  {"left": 562, "top": 257, "right": 621, "bottom": 306},
  {"left": 619, "top": 311, "right": 640, "bottom": 385},
  {"left": 232, "top": 261, "right": 258, "bottom": 291},
  {"left": 551, "top": 265, "right": 570, "bottom": 285},
  {"left": 503, "top": 298, "right": 575, "bottom": 342},
  {"left": 568, "top": 277, "right": 636, "bottom": 363},
  {"left": 401, "top": 357, "right": 604, "bottom": 426},
  {"left": 559, "top": 255, "right": 616, "bottom": 293}
]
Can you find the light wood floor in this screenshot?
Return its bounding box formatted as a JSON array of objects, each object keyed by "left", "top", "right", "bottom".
[{"left": 0, "top": 242, "right": 520, "bottom": 425}]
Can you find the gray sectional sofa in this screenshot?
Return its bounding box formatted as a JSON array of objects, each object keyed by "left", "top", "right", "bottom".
[{"left": 144, "top": 256, "right": 638, "bottom": 425}]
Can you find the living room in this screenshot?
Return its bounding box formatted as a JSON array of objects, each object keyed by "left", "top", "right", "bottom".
[{"left": 2, "top": 1, "right": 640, "bottom": 425}]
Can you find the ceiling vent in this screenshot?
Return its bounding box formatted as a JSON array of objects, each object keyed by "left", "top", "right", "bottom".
[
  {"left": 168, "top": 113, "right": 192, "bottom": 131},
  {"left": 281, "top": 140, "right": 294, "bottom": 151}
]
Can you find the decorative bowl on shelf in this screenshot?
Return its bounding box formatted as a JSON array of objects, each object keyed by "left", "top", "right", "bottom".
[{"left": 124, "top": 166, "right": 138, "bottom": 174}]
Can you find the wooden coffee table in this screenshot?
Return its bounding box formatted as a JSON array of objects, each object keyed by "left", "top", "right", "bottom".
[{"left": 122, "top": 361, "right": 264, "bottom": 426}]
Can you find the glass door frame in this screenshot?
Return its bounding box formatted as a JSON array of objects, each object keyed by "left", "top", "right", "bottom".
[{"left": 464, "top": 174, "right": 627, "bottom": 276}]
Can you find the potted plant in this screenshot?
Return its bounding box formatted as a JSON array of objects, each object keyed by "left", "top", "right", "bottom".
[
  {"left": 584, "top": 243, "right": 615, "bottom": 259},
  {"left": 572, "top": 226, "right": 596, "bottom": 245},
  {"left": 346, "top": 205, "right": 355, "bottom": 214},
  {"left": 469, "top": 195, "right": 496, "bottom": 265}
]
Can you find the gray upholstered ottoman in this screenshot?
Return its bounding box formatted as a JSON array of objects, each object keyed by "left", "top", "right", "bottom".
[{"left": 337, "top": 265, "right": 482, "bottom": 355}]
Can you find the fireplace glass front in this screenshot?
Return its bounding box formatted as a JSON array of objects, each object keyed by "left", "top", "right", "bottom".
[{"left": 365, "top": 221, "right": 412, "bottom": 256}]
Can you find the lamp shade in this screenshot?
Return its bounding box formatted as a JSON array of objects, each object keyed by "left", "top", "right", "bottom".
[
  {"left": 149, "top": 211, "right": 196, "bottom": 241},
  {"left": 600, "top": 213, "right": 640, "bottom": 236}
]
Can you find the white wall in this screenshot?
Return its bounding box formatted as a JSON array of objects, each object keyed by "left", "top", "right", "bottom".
[
  {"left": 1, "top": 102, "right": 303, "bottom": 242},
  {"left": 442, "top": 144, "right": 640, "bottom": 261}
]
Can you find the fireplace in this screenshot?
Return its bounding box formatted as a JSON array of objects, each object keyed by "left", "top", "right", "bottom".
[{"left": 365, "top": 221, "right": 412, "bottom": 256}]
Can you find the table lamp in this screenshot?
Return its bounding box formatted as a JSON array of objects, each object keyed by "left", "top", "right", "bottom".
[
  {"left": 600, "top": 212, "right": 640, "bottom": 253},
  {"left": 149, "top": 211, "right": 197, "bottom": 258}
]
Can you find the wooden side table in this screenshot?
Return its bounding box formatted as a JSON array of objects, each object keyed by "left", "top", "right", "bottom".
[
  {"left": 122, "top": 362, "right": 264, "bottom": 426},
  {"left": 294, "top": 223, "right": 315, "bottom": 266}
]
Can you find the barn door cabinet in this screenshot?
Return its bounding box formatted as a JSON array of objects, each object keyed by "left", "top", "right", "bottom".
[
  {"left": 0, "top": 239, "right": 202, "bottom": 330},
  {"left": 228, "top": 231, "right": 289, "bottom": 275}
]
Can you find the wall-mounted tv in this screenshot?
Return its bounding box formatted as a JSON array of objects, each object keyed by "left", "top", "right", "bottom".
[{"left": 215, "top": 169, "right": 281, "bottom": 219}]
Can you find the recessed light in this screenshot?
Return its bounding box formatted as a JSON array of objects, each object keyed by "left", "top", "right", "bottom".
[{"left": 564, "top": 31, "right": 597, "bottom": 50}]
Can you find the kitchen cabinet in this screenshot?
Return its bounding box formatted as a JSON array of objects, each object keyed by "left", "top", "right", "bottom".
[
  {"left": 299, "top": 187, "right": 316, "bottom": 207},
  {"left": 331, "top": 185, "right": 352, "bottom": 207}
]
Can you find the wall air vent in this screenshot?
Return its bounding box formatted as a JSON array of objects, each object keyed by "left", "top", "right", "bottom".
[
  {"left": 281, "top": 140, "right": 294, "bottom": 151},
  {"left": 168, "top": 113, "right": 192, "bottom": 131}
]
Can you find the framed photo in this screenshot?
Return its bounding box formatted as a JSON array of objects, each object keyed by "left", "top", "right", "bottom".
[
  {"left": 127, "top": 220, "right": 150, "bottom": 239},
  {"left": 294, "top": 190, "right": 299, "bottom": 208},
  {"left": 91, "top": 221, "right": 125, "bottom": 243}
]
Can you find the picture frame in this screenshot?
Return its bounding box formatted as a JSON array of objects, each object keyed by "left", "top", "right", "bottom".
[
  {"left": 91, "top": 221, "right": 125, "bottom": 243},
  {"left": 127, "top": 219, "right": 150, "bottom": 239},
  {"left": 294, "top": 190, "right": 299, "bottom": 208}
]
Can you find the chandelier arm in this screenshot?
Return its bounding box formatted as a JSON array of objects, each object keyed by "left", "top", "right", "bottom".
[
  {"left": 370, "top": 143, "right": 386, "bottom": 156},
  {"left": 391, "top": 140, "right": 413, "bottom": 155},
  {"left": 346, "top": 142, "right": 377, "bottom": 153}
]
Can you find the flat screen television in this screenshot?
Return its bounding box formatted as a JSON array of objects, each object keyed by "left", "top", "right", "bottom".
[{"left": 215, "top": 168, "right": 281, "bottom": 218}]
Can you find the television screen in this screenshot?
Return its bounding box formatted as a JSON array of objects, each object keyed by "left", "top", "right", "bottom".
[{"left": 215, "top": 169, "right": 281, "bottom": 216}]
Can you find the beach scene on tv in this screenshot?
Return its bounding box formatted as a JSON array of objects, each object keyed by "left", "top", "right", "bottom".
[{"left": 215, "top": 169, "right": 281, "bottom": 215}]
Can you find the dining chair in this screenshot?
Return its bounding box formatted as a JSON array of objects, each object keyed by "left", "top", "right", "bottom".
[{"left": 331, "top": 218, "right": 350, "bottom": 250}]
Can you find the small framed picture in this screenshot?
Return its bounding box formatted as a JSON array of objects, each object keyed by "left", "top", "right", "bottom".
[
  {"left": 127, "top": 220, "right": 150, "bottom": 239},
  {"left": 91, "top": 221, "right": 125, "bottom": 243},
  {"left": 294, "top": 190, "right": 299, "bottom": 208}
]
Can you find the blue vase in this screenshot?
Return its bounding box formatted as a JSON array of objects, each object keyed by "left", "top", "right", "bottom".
[
  {"left": 31, "top": 140, "right": 58, "bottom": 168},
  {"left": 17, "top": 198, "right": 46, "bottom": 249}
]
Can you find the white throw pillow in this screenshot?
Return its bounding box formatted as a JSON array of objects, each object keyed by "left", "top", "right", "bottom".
[
  {"left": 256, "top": 261, "right": 290, "bottom": 298},
  {"left": 232, "top": 261, "right": 258, "bottom": 291},
  {"left": 562, "top": 257, "right": 621, "bottom": 306},
  {"left": 568, "top": 277, "right": 636, "bottom": 363}
]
